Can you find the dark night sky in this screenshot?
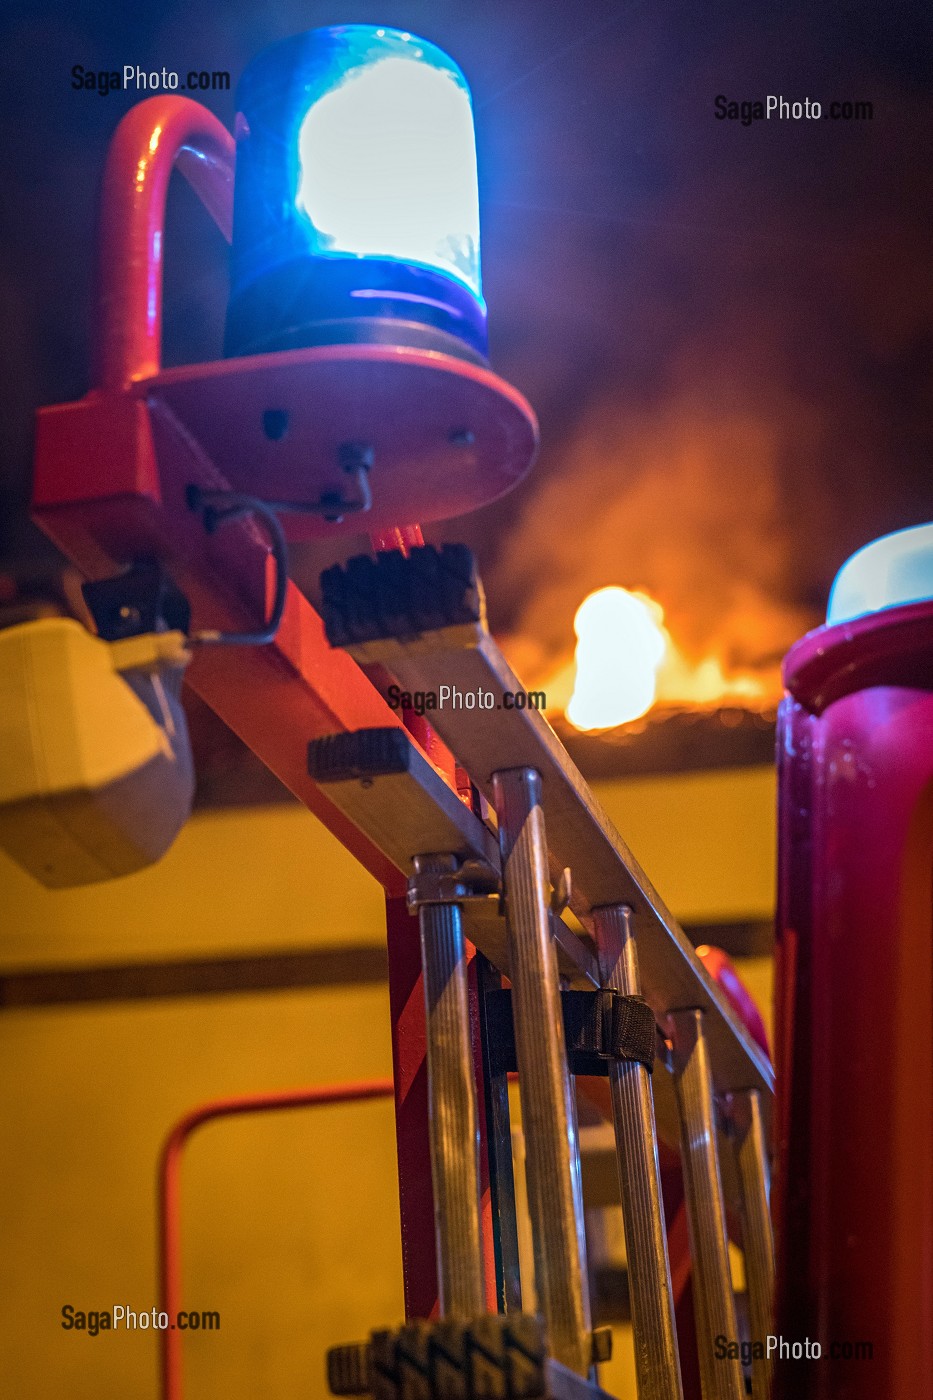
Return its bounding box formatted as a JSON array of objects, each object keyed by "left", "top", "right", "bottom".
[{"left": 1, "top": 0, "right": 931, "bottom": 683}]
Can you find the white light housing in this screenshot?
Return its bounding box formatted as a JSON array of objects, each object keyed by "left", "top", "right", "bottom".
[
  {"left": 295, "top": 37, "right": 482, "bottom": 297},
  {"left": 827, "top": 522, "right": 933, "bottom": 624}
]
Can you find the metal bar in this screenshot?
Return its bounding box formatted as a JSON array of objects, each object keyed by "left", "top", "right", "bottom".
[
  {"left": 97, "top": 96, "right": 235, "bottom": 390},
  {"left": 307, "top": 727, "right": 501, "bottom": 874},
  {"left": 551, "top": 915, "right": 602, "bottom": 989},
  {"left": 157, "top": 1079, "right": 395, "bottom": 1400},
  {"left": 669, "top": 1009, "right": 745, "bottom": 1400},
  {"left": 307, "top": 725, "right": 600, "bottom": 991},
  {"left": 385, "top": 895, "right": 441, "bottom": 1320},
  {"left": 476, "top": 951, "right": 523, "bottom": 1312},
  {"left": 593, "top": 905, "right": 684, "bottom": 1400},
  {"left": 567, "top": 1080, "right": 590, "bottom": 1337},
  {"left": 415, "top": 855, "right": 486, "bottom": 1317},
  {"left": 493, "top": 767, "right": 591, "bottom": 1377},
  {"left": 345, "top": 617, "right": 774, "bottom": 1123},
  {"left": 468, "top": 954, "right": 507, "bottom": 1313},
  {"left": 726, "top": 1090, "right": 774, "bottom": 1398}
]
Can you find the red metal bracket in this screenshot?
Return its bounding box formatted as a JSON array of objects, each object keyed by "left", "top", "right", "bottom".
[{"left": 31, "top": 96, "right": 448, "bottom": 893}]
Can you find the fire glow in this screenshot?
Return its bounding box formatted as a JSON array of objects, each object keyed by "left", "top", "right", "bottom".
[
  {"left": 567, "top": 588, "right": 665, "bottom": 728},
  {"left": 565, "top": 586, "right": 767, "bottom": 732}
]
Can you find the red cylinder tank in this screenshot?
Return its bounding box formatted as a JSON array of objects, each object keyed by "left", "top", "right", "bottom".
[{"left": 773, "top": 524, "right": 933, "bottom": 1398}]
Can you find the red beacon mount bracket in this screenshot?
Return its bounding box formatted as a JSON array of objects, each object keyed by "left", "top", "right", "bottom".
[
  {"left": 30, "top": 95, "right": 533, "bottom": 890},
  {"left": 33, "top": 96, "right": 538, "bottom": 549}
]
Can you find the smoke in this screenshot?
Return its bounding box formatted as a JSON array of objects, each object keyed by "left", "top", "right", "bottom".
[
  {"left": 492, "top": 364, "right": 819, "bottom": 696},
  {"left": 473, "top": 20, "right": 933, "bottom": 701}
]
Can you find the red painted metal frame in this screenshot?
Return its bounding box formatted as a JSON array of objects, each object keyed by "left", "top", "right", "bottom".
[
  {"left": 32, "top": 96, "right": 448, "bottom": 1337},
  {"left": 158, "top": 1080, "right": 394, "bottom": 1400},
  {"left": 145, "top": 343, "right": 539, "bottom": 541},
  {"left": 96, "top": 97, "right": 235, "bottom": 391},
  {"left": 34, "top": 97, "right": 415, "bottom": 891}
]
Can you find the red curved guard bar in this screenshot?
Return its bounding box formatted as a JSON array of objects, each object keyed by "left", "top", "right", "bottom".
[
  {"left": 696, "top": 944, "right": 770, "bottom": 1058},
  {"left": 97, "top": 95, "right": 235, "bottom": 391},
  {"left": 158, "top": 1080, "right": 395, "bottom": 1400}
]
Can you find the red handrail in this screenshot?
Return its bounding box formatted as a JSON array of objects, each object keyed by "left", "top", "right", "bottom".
[
  {"left": 97, "top": 95, "right": 235, "bottom": 390},
  {"left": 158, "top": 1080, "right": 395, "bottom": 1400}
]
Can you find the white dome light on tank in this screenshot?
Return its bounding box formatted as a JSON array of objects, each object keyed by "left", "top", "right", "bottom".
[{"left": 827, "top": 521, "right": 933, "bottom": 624}]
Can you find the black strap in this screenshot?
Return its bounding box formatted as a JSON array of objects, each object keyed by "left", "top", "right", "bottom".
[
  {"left": 562, "top": 989, "right": 657, "bottom": 1072},
  {"left": 485, "top": 988, "right": 656, "bottom": 1076}
]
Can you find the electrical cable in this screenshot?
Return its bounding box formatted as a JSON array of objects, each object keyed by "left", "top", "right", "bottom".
[
  {"left": 185, "top": 487, "right": 290, "bottom": 646},
  {"left": 185, "top": 452, "right": 373, "bottom": 646}
]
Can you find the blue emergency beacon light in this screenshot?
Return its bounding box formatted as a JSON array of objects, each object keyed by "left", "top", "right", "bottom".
[
  {"left": 98, "top": 23, "right": 537, "bottom": 540},
  {"left": 226, "top": 25, "right": 488, "bottom": 361}
]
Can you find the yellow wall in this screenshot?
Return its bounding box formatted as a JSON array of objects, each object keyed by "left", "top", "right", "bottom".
[
  {"left": 0, "top": 768, "right": 776, "bottom": 1399},
  {"left": 594, "top": 766, "right": 777, "bottom": 926},
  {"left": 0, "top": 989, "right": 402, "bottom": 1400}
]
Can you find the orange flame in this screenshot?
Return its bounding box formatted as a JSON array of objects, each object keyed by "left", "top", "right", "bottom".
[
  {"left": 567, "top": 587, "right": 666, "bottom": 728},
  {"left": 548, "top": 586, "right": 772, "bottom": 732}
]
